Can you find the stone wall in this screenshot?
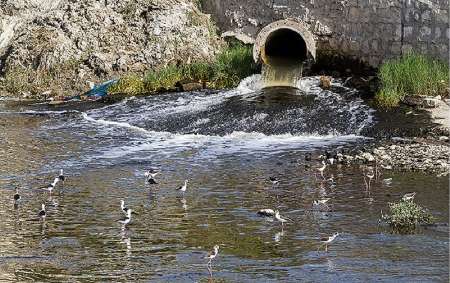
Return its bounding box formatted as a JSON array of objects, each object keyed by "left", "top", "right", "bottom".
[{"left": 203, "top": 0, "right": 449, "bottom": 67}]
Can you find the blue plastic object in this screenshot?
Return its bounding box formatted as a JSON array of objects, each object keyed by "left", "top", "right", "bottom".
[{"left": 83, "top": 79, "right": 117, "bottom": 99}]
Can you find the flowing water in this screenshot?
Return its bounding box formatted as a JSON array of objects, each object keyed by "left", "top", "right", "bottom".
[{"left": 0, "top": 76, "right": 448, "bottom": 282}]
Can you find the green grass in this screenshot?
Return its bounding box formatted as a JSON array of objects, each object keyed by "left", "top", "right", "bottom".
[
  {"left": 381, "top": 200, "right": 435, "bottom": 233},
  {"left": 375, "top": 53, "right": 449, "bottom": 107},
  {"left": 0, "top": 59, "right": 84, "bottom": 98},
  {"left": 108, "top": 43, "right": 258, "bottom": 95}
]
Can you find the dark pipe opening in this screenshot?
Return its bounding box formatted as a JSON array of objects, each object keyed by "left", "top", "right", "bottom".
[{"left": 263, "top": 28, "right": 307, "bottom": 67}]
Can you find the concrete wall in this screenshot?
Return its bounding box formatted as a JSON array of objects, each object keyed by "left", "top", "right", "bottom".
[{"left": 203, "top": 0, "right": 449, "bottom": 67}]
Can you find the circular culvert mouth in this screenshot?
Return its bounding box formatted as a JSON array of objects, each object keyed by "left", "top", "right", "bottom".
[
  {"left": 263, "top": 28, "right": 308, "bottom": 67},
  {"left": 254, "top": 20, "right": 316, "bottom": 68}
]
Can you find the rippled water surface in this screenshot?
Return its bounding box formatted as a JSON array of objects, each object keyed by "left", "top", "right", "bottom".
[{"left": 0, "top": 77, "right": 448, "bottom": 282}]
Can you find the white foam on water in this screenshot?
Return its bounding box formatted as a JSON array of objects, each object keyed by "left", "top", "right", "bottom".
[
  {"left": 94, "top": 131, "right": 368, "bottom": 159},
  {"left": 236, "top": 74, "right": 263, "bottom": 92},
  {"left": 76, "top": 74, "right": 375, "bottom": 160},
  {"left": 82, "top": 109, "right": 368, "bottom": 159},
  {"left": 81, "top": 112, "right": 152, "bottom": 135},
  {"left": 0, "top": 110, "right": 79, "bottom": 115}
]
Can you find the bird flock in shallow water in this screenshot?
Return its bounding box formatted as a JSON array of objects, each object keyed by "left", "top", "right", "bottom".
[{"left": 10, "top": 150, "right": 417, "bottom": 277}]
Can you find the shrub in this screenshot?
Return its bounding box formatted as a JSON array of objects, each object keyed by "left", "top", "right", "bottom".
[
  {"left": 211, "top": 43, "right": 258, "bottom": 89},
  {"left": 375, "top": 53, "right": 449, "bottom": 107},
  {"left": 108, "top": 74, "right": 145, "bottom": 95},
  {"left": 108, "top": 43, "right": 259, "bottom": 96},
  {"left": 145, "top": 65, "right": 183, "bottom": 92},
  {"left": 381, "top": 200, "right": 435, "bottom": 233}
]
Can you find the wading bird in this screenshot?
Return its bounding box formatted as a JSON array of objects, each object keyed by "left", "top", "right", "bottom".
[
  {"left": 402, "top": 192, "right": 416, "bottom": 202},
  {"left": 317, "top": 161, "right": 327, "bottom": 180},
  {"left": 205, "top": 245, "right": 220, "bottom": 265},
  {"left": 313, "top": 198, "right": 330, "bottom": 205},
  {"left": 269, "top": 176, "right": 279, "bottom": 185},
  {"left": 120, "top": 209, "right": 132, "bottom": 226},
  {"left": 13, "top": 187, "right": 21, "bottom": 205},
  {"left": 325, "top": 150, "right": 337, "bottom": 165},
  {"left": 177, "top": 180, "right": 188, "bottom": 195},
  {"left": 41, "top": 177, "right": 59, "bottom": 194},
  {"left": 58, "top": 169, "right": 65, "bottom": 184},
  {"left": 364, "top": 168, "right": 375, "bottom": 190},
  {"left": 274, "top": 210, "right": 288, "bottom": 227},
  {"left": 144, "top": 168, "right": 159, "bottom": 179},
  {"left": 257, "top": 209, "right": 275, "bottom": 217},
  {"left": 120, "top": 199, "right": 129, "bottom": 215},
  {"left": 318, "top": 232, "right": 339, "bottom": 252},
  {"left": 38, "top": 204, "right": 46, "bottom": 219},
  {"left": 205, "top": 245, "right": 220, "bottom": 276}
]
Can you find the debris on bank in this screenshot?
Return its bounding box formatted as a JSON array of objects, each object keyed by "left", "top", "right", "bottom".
[
  {"left": 48, "top": 80, "right": 117, "bottom": 104},
  {"left": 337, "top": 138, "right": 449, "bottom": 175}
]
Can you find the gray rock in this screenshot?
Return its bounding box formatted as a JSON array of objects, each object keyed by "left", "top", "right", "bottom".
[
  {"left": 181, "top": 82, "right": 203, "bottom": 92},
  {"left": 402, "top": 95, "right": 442, "bottom": 108},
  {"left": 361, "top": 152, "right": 375, "bottom": 162}
]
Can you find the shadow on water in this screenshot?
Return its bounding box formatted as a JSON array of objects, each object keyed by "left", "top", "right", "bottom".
[{"left": 0, "top": 76, "right": 448, "bottom": 281}]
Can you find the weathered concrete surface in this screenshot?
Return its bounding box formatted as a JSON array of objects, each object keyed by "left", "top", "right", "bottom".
[{"left": 203, "top": 0, "right": 449, "bottom": 67}]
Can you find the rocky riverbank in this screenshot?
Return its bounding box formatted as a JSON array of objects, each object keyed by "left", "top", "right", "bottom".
[
  {"left": 339, "top": 137, "right": 449, "bottom": 176},
  {"left": 0, "top": 0, "right": 222, "bottom": 99}
]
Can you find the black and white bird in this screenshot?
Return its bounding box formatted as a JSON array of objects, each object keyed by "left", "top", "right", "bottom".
[
  {"left": 325, "top": 151, "right": 337, "bottom": 165},
  {"left": 120, "top": 209, "right": 132, "bottom": 226},
  {"left": 177, "top": 180, "right": 188, "bottom": 194},
  {"left": 364, "top": 168, "right": 375, "bottom": 190},
  {"left": 313, "top": 198, "right": 330, "bottom": 206},
  {"left": 319, "top": 232, "right": 339, "bottom": 252},
  {"left": 41, "top": 177, "right": 59, "bottom": 194},
  {"left": 144, "top": 168, "right": 159, "bottom": 179},
  {"left": 269, "top": 177, "right": 279, "bottom": 185},
  {"left": 147, "top": 177, "right": 158, "bottom": 185},
  {"left": 38, "top": 204, "right": 46, "bottom": 219},
  {"left": 120, "top": 199, "right": 129, "bottom": 215},
  {"left": 317, "top": 161, "right": 327, "bottom": 179},
  {"left": 257, "top": 208, "right": 276, "bottom": 217},
  {"left": 13, "top": 187, "right": 21, "bottom": 205},
  {"left": 402, "top": 192, "right": 416, "bottom": 202},
  {"left": 58, "top": 169, "right": 65, "bottom": 184},
  {"left": 274, "top": 210, "right": 288, "bottom": 227},
  {"left": 205, "top": 245, "right": 220, "bottom": 265}
]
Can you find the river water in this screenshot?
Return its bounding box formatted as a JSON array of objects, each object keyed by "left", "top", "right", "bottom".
[{"left": 0, "top": 76, "right": 448, "bottom": 282}]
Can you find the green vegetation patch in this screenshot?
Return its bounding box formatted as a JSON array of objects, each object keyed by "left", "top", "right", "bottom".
[
  {"left": 108, "top": 43, "right": 259, "bottom": 95},
  {"left": 375, "top": 53, "right": 449, "bottom": 107},
  {"left": 381, "top": 200, "right": 435, "bottom": 233},
  {"left": 0, "top": 59, "right": 84, "bottom": 98}
]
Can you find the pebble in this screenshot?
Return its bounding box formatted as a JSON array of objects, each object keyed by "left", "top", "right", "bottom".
[{"left": 339, "top": 140, "right": 449, "bottom": 175}]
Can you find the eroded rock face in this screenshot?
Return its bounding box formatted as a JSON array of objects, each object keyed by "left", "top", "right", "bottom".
[{"left": 0, "top": 0, "right": 221, "bottom": 96}]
